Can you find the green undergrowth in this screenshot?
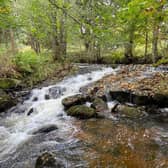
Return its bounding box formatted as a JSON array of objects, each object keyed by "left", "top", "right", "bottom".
[
  {"left": 0, "top": 49, "right": 74, "bottom": 88},
  {"left": 154, "top": 58, "right": 168, "bottom": 67}
]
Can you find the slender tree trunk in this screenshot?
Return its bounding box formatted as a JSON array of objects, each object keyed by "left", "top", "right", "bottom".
[
  {"left": 152, "top": 23, "right": 159, "bottom": 63},
  {"left": 10, "top": 29, "right": 16, "bottom": 55},
  {"left": 144, "top": 29, "right": 148, "bottom": 60},
  {"left": 60, "top": 10, "right": 67, "bottom": 58},
  {"left": 124, "top": 29, "right": 134, "bottom": 63},
  {"left": 144, "top": 19, "right": 148, "bottom": 61}
]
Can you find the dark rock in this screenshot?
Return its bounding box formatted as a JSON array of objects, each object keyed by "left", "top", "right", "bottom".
[
  {"left": 27, "top": 108, "right": 34, "bottom": 116},
  {"left": 33, "top": 97, "right": 38, "bottom": 102},
  {"left": 111, "top": 102, "right": 120, "bottom": 113},
  {"left": 91, "top": 98, "right": 108, "bottom": 112},
  {"left": 45, "top": 94, "right": 50, "bottom": 100},
  {"left": 35, "top": 152, "right": 65, "bottom": 168},
  {"left": 62, "top": 94, "right": 88, "bottom": 109},
  {"left": 0, "top": 89, "right": 16, "bottom": 112},
  {"left": 32, "top": 124, "right": 58, "bottom": 135},
  {"left": 112, "top": 104, "right": 147, "bottom": 119},
  {"left": 67, "top": 105, "right": 96, "bottom": 119},
  {"left": 153, "top": 93, "right": 168, "bottom": 108},
  {"left": 110, "top": 90, "right": 131, "bottom": 103},
  {"left": 48, "top": 87, "right": 66, "bottom": 99},
  {"left": 156, "top": 112, "right": 168, "bottom": 123},
  {"left": 132, "top": 93, "right": 153, "bottom": 106},
  {"left": 0, "top": 78, "right": 21, "bottom": 89}
]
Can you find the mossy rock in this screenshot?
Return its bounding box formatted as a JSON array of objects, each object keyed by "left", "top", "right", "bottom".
[
  {"left": 0, "top": 90, "right": 16, "bottom": 112},
  {"left": 113, "top": 104, "right": 146, "bottom": 119},
  {"left": 62, "top": 94, "right": 88, "bottom": 109},
  {"left": 67, "top": 105, "right": 96, "bottom": 119},
  {"left": 0, "top": 78, "right": 21, "bottom": 89},
  {"left": 91, "top": 98, "right": 108, "bottom": 112}
]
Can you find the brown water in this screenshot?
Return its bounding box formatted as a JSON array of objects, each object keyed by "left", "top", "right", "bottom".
[{"left": 74, "top": 119, "right": 168, "bottom": 168}]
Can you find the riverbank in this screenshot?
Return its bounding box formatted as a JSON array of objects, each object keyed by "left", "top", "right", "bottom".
[{"left": 0, "top": 62, "right": 77, "bottom": 113}]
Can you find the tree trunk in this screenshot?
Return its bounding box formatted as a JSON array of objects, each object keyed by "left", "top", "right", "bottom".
[
  {"left": 144, "top": 29, "right": 148, "bottom": 60},
  {"left": 10, "top": 29, "right": 16, "bottom": 55},
  {"left": 59, "top": 10, "right": 67, "bottom": 58},
  {"left": 152, "top": 24, "right": 159, "bottom": 63},
  {"left": 124, "top": 29, "right": 134, "bottom": 63}
]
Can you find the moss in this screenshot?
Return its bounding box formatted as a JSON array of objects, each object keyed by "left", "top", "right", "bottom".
[
  {"left": 116, "top": 105, "right": 145, "bottom": 119},
  {"left": 0, "top": 78, "right": 21, "bottom": 89},
  {"left": 67, "top": 105, "right": 96, "bottom": 119},
  {"left": 154, "top": 58, "right": 168, "bottom": 67},
  {"left": 0, "top": 90, "right": 16, "bottom": 111}
]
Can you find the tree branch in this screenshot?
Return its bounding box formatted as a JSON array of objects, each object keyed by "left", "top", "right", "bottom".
[{"left": 48, "top": 0, "right": 81, "bottom": 25}]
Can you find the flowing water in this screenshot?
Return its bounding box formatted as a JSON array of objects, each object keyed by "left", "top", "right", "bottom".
[{"left": 0, "top": 65, "right": 168, "bottom": 168}]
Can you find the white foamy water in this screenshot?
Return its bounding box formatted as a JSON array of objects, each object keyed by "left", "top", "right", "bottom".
[{"left": 0, "top": 66, "right": 115, "bottom": 161}]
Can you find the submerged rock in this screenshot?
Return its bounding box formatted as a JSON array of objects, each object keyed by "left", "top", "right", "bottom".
[
  {"left": 67, "top": 105, "right": 96, "bottom": 119},
  {"left": 35, "top": 152, "right": 65, "bottom": 168},
  {"left": 62, "top": 94, "right": 88, "bottom": 109},
  {"left": 0, "top": 89, "right": 16, "bottom": 112},
  {"left": 48, "top": 86, "right": 66, "bottom": 99},
  {"left": 112, "top": 104, "right": 147, "bottom": 119},
  {"left": 32, "top": 124, "right": 58, "bottom": 135}
]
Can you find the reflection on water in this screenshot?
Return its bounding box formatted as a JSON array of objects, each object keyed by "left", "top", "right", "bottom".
[{"left": 75, "top": 119, "right": 168, "bottom": 168}]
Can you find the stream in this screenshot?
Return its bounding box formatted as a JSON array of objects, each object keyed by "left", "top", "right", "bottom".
[{"left": 0, "top": 64, "right": 168, "bottom": 168}]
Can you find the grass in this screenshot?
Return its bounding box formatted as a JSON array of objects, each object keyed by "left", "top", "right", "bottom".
[{"left": 0, "top": 47, "right": 74, "bottom": 88}]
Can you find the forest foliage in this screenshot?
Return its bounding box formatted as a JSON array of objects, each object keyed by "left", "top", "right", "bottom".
[{"left": 0, "top": 0, "right": 168, "bottom": 78}]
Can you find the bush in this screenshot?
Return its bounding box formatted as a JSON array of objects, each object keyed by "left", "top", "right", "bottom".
[
  {"left": 0, "top": 53, "right": 18, "bottom": 78},
  {"left": 154, "top": 58, "right": 168, "bottom": 67},
  {"left": 14, "top": 50, "right": 42, "bottom": 74}
]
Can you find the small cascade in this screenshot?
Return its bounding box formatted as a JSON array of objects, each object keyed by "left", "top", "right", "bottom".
[{"left": 0, "top": 65, "right": 115, "bottom": 162}]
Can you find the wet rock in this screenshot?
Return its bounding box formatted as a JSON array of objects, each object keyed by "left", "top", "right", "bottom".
[
  {"left": 110, "top": 90, "right": 131, "bottom": 103},
  {"left": 62, "top": 94, "right": 88, "bottom": 109},
  {"left": 0, "top": 89, "right": 16, "bottom": 112},
  {"left": 88, "top": 77, "right": 92, "bottom": 81},
  {"left": 91, "top": 98, "right": 108, "bottom": 112},
  {"left": 27, "top": 108, "right": 34, "bottom": 116},
  {"left": 32, "top": 124, "right": 58, "bottom": 135},
  {"left": 67, "top": 105, "right": 96, "bottom": 119},
  {"left": 156, "top": 113, "right": 168, "bottom": 123},
  {"left": 0, "top": 78, "right": 21, "bottom": 89},
  {"left": 112, "top": 104, "right": 147, "bottom": 119},
  {"left": 45, "top": 94, "right": 50, "bottom": 100},
  {"left": 48, "top": 86, "right": 66, "bottom": 99},
  {"left": 33, "top": 97, "right": 38, "bottom": 102},
  {"left": 153, "top": 93, "right": 168, "bottom": 108},
  {"left": 35, "top": 152, "right": 65, "bottom": 168}
]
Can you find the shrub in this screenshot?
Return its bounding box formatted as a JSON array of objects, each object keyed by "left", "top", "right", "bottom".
[
  {"left": 154, "top": 58, "right": 168, "bottom": 67},
  {"left": 14, "top": 50, "right": 41, "bottom": 74}
]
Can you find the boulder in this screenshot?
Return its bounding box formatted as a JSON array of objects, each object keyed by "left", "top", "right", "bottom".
[
  {"left": 91, "top": 98, "right": 108, "bottom": 112},
  {"left": 67, "top": 105, "right": 96, "bottom": 119},
  {"left": 35, "top": 152, "right": 65, "bottom": 168},
  {"left": 0, "top": 78, "right": 21, "bottom": 89},
  {"left": 112, "top": 104, "right": 147, "bottom": 119},
  {"left": 0, "top": 89, "right": 16, "bottom": 112},
  {"left": 62, "top": 94, "right": 88, "bottom": 109}
]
